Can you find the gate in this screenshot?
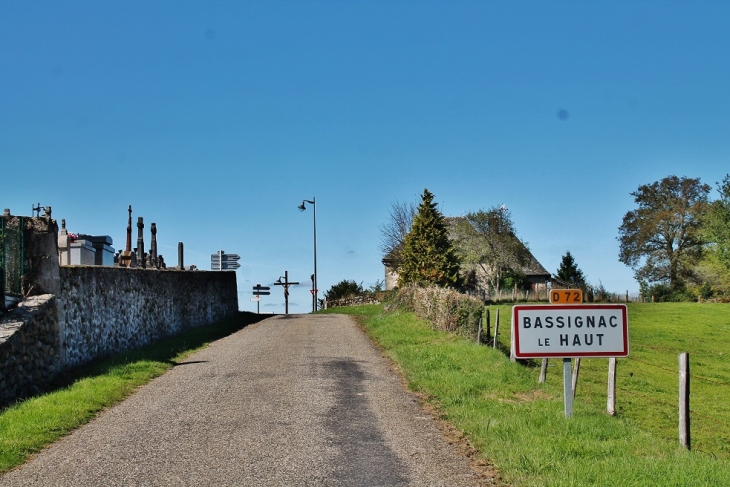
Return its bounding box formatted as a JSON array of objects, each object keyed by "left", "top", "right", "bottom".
[{"left": 0, "top": 216, "right": 25, "bottom": 310}]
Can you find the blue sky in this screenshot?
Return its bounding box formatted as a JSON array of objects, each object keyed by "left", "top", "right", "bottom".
[{"left": 3, "top": 1, "right": 729, "bottom": 314}]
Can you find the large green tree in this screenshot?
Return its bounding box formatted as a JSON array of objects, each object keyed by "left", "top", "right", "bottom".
[
  {"left": 398, "top": 189, "right": 461, "bottom": 288},
  {"left": 451, "top": 205, "right": 530, "bottom": 296},
  {"left": 694, "top": 174, "right": 730, "bottom": 297},
  {"left": 556, "top": 251, "right": 587, "bottom": 289},
  {"left": 703, "top": 174, "right": 730, "bottom": 270},
  {"left": 618, "top": 175, "right": 710, "bottom": 291}
]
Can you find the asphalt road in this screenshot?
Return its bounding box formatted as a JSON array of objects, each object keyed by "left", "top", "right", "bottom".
[{"left": 1, "top": 314, "right": 486, "bottom": 486}]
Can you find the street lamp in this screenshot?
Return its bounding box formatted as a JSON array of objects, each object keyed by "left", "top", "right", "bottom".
[{"left": 298, "top": 197, "right": 317, "bottom": 312}]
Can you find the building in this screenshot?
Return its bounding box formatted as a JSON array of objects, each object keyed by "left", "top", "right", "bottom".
[{"left": 382, "top": 217, "right": 551, "bottom": 298}]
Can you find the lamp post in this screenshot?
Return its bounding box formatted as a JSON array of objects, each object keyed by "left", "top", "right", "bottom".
[{"left": 298, "top": 197, "right": 317, "bottom": 312}]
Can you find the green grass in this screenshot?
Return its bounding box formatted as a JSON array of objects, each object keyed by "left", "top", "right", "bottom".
[
  {"left": 326, "top": 303, "right": 730, "bottom": 486},
  {"left": 0, "top": 312, "right": 264, "bottom": 474}
]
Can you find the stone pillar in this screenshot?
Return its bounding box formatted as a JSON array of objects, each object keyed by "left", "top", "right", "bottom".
[
  {"left": 150, "top": 223, "right": 158, "bottom": 269},
  {"left": 136, "top": 217, "right": 145, "bottom": 269},
  {"left": 58, "top": 219, "right": 70, "bottom": 266},
  {"left": 118, "top": 206, "right": 133, "bottom": 267},
  {"left": 125, "top": 206, "right": 132, "bottom": 252},
  {"left": 178, "top": 242, "right": 184, "bottom": 270}
]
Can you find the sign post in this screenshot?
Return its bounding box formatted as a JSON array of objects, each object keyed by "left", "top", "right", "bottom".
[
  {"left": 512, "top": 303, "right": 629, "bottom": 417},
  {"left": 252, "top": 284, "right": 270, "bottom": 314}
]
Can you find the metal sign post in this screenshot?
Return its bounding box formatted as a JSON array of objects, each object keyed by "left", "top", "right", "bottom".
[
  {"left": 252, "top": 284, "right": 270, "bottom": 314},
  {"left": 563, "top": 358, "right": 573, "bottom": 417}
]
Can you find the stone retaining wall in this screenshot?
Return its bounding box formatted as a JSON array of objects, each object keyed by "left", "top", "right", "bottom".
[
  {"left": 325, "top": 294, "right": 382, "bottom": 308},
  {"left": 0, "top": 268, "right": 238, "bottom": 407},
  {"left": 0, "top": 295, "right": 60, "bottom": 406},
  {"left": 58, "top": 266, "right": 238, "bottom": 369}
]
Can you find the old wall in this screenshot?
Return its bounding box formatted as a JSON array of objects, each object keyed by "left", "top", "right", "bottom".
[
  {"left": 58, "top": 267, "right": 238, "bottom": 369},
  {"left": 0, "top": 295, "right": 60, "bottom": 406},
  {"left": 0, "top": 268, "right": 238, "bottom": 407}
]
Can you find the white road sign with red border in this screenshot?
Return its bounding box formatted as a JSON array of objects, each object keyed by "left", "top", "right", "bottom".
[{"left": 512, "top": 304, "right": 629, "bottom": 358}]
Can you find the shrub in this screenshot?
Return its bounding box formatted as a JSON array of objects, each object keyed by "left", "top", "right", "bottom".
[
  {"left": 324, "top": 280, "right": 364, "bottom": 301},
  {"left": 386, "top": 284, "right": 484, "bottom": 340}
]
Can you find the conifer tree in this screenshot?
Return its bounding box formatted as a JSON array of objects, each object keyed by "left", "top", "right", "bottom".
[
  {"left": 556, "top": 251, "right": 587, "bottom": 289},
  {"left": 398, "top": 189, "right": 461, "bottom": 288}
]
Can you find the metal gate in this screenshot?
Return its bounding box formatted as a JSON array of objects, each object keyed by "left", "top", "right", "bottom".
[{"left": 1, "top": 216, "right": 25, "bottom": 310}]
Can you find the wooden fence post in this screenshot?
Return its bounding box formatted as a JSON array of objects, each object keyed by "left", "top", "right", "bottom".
[
  {"left": 607, "top": 357, "right": 616, "bottom": 415},
  {"left": 477, "top": 317, "right": 482, "bottom": 344},
  {"left": 679, "top": 352, "right": 690, "bottom": 449},
  {"left": 485, "top": 307, "right": 491, "bottom": 344}
]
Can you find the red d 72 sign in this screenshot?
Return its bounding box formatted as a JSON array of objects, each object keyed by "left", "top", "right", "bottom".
[{"left": 512, "top": 304, "right": 629, "bottom": 358}]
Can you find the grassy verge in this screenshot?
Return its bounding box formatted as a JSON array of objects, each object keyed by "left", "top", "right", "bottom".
[
  {"left": 325, "top": 303, "right": 730, "bottom": 486},
  {"left": 0, "top": 312, "right": 265, "bottom": 474}
]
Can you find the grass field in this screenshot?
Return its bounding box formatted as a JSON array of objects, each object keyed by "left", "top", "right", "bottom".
[
  {"left": 325, "top": 302, "right": 730, "bottom": 486},
  {"left": 0, "top": 312, "right": 264, "bottom": 475}
]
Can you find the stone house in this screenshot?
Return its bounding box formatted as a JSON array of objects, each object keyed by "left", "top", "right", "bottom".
[{"left": 381, "top": 217, "right": 551, "bottom": 298}]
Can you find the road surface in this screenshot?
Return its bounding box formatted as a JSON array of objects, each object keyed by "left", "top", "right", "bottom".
[{"left": 1, "top": 314, "right": 487, "bottom": 486}]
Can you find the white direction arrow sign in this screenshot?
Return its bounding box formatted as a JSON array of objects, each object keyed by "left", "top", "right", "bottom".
[
  {"left": 211, "top": 252, "right": 242, "bottom": 270},
  {"left": 512, "top": 304, "right": 629, "bottom": 359},
  {"left": 211, "top": 253, "right": 241, "bottom": 262}
]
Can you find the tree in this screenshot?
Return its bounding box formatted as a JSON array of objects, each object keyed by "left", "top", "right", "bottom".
[
  {"left": 379, "top": 198, "right": 416, "bottom": 258},
  {"left": 451, "top": 205, "right": 530, "bottom": 297},
  {"left": 324, "top": 280, "right": 364, "bottom": 301},
  {"left": 556, "top": 251, "right": 587, "bottom": 289},
  {"left": 703, "top": 174, "right": 730, "bottom": 270},
  {"left": 398, "top": 189, "right": 461, "bottom": 288},
  {"left": 618, "top": 175, "right": 710, "bottom": 291}
]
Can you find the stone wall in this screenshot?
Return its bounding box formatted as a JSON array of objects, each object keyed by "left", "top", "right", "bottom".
[
  {"left": 325, "top": 294, "right": 383, "bottom": 309},
  {"left": 0, "top": 268, "right": 238, "bottom": 407},
  {"left": 57, "top": 266, "right": 238, "bottom": 369},
  {"left": 0, "top": 295, "right": 60, "bottom": 406}
]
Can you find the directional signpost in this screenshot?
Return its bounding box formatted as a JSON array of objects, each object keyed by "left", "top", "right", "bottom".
[
  {"left": 211, "top": 250, "right": 241, "bottom": 271},
  {"left": 252, "top": 284, "right": 270, "bottom": 314}
]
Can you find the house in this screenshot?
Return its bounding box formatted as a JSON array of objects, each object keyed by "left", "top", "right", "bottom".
[{"left": 381, "top": 217, "right": 551, "bottom": 298}]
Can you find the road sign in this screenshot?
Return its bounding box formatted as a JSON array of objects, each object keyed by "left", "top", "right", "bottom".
[
  {"left": 211, "top": 262, "right": 241, "bottom": 271},
  {"left": 512, "top": 304, "right": 629, "bottom": 359},
  {"left": 211, "top": 251, "right": 241, "bottom": 270},
  {"left": 549, "top": 289, "right": 583, "bottom": 304},
  {"left": 211, "top": 253, "right": 240, "bottom": 262},
  {"left": 253, "top": 284, "right": 270, "bottom": 296},
  {"left": 250, "top": 296, "right": 260, "bottom": 302}
]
